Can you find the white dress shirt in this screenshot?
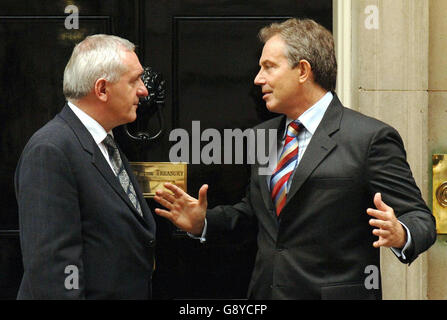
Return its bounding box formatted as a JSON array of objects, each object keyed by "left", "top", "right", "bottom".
[{"left": 269, "top": 91, "right": 333, "bottom": 191}]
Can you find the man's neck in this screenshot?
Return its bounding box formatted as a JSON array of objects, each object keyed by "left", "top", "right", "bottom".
[
  {"left": 69, "top": 97, "right": 113, "bottom": 132},
  {"left": 288, "top": 87, "right": 329, "bottom": 119}
]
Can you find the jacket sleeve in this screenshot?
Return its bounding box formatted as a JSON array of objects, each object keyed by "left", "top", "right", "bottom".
[
  {"left": 15, "top": 141, "right": 85, "bottom": 299},
  {"left": 365, "top": 125, "right": 436, "bottom": 264},
  {"left": 205, "top": 184, "right": 257, "bottom": 242}
]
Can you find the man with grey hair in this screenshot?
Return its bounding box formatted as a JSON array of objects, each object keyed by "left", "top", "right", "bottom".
[
  {"left": 15, "top": 34, "right": 156, "bottom": 299},
  {"left": 154, "top": 18, "right": 436, "bottom": 299}
]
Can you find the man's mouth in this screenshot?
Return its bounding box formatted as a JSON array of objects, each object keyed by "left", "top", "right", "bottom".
[{"left": 262, "top": 92, "right": 272, "bottom": 100}]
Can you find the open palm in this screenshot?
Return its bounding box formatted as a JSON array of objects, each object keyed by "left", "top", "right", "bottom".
[{"left": 154, "top": 183, "right": 208, "bottom": 235}]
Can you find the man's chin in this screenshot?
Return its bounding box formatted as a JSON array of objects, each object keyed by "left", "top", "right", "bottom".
[
  {"left": 122, "top": 113, "right": 137, "bottom": 125},
  {"left": 266, "top": 103, "right": 279, "bottom": 113}
]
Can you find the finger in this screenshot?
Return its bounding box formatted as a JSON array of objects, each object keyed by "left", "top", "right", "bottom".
[
  {"left": 373, "top": 192, "right": 391, "bottom": 212},
  {"left": 158, "top": 191, "right": 177, "bottom": 205},
  {"left": 163, "top": 183, "right": 186, "bottom": 197},
  {"left": 373, "top": 240, "right": 382, "bottom": 248},
  {"left": 198, "top": 184, "right": 208, "bottom": 207},
  {"left": 366, "top": 208, "right": 388, "bottom": 221},
  {"left": 153, "top": 195, "right": 174, "bottom": 210},
  {"left": 372, "top": 236, "right": 389, "bottom": 248},
  {"left": 375, "top": 237, "right": 394, "bottom": 248},
  {"left": 372, "top": 228, "right": 390, "bottom": 237},
  {"left": 369, "top": 218, "right": 391, "bottom": 229},
  {"left": 154, "top": 208, "right": 173, "bottom": 220}
]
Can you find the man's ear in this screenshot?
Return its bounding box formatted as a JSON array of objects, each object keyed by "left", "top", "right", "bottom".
[
  {"left": 94, "top": 78, "right": 108, "bottom": 102},
  {"left": 297, "top": 59, "right": 313, "bottom": 84}
]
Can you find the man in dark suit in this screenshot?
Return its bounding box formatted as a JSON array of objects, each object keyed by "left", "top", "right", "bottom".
[
  {"left": 15, "top": 34, "right": 156, "bottom": 299},
  {"left": 153, "top": 18, "right": 436, "bottom": 299}
]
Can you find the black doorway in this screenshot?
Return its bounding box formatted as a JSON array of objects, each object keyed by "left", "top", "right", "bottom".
[{"left": 0, "top": 0, "right": 332, "bottom": 299}]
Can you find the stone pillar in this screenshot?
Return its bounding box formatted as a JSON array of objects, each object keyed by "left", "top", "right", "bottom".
[
  {"left": 336, "top": 0, "right": 430, "bottom": 299},
  {"left": 428, "top": 0, "right": 447, "bottom": 300}
]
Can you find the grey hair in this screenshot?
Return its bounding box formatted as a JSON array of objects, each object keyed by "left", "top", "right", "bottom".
[
  {"left": 63, "top": 34, "right": 136, "bottom": 100},
  {"left": 259, "top": 18, "right": 337, "bottom": 92}
]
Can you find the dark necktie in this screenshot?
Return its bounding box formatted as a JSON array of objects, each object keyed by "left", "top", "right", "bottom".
[
  {"left": 103, "top": 134, "right": 143, "bottom": 216},
  {"left": 270, "top": 120, "right": 301, "bottom": 216}
]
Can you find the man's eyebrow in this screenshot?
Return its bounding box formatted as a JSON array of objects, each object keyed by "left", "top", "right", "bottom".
[{"left": 260, "top": 59, "right": 275, "bottom": 66}]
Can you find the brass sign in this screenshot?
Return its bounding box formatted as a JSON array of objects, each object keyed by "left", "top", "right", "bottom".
[
  {"left": 129, "top": 162, "right": 187, "bottom": 198},
  {"left": 433, "top": 154, "right": 447, "bottom": 234}
]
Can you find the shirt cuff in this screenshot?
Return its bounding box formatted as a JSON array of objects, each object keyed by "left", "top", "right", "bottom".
[
  {"left": 390, "top": 221, "right": 412, "bottom": 261},
  {"left": 186, "top": 218, "right": 207, "bottom": 243}
]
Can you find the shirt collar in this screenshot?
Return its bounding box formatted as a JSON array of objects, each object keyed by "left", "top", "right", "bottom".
[
  {"left": 283, "top": 91, "right": 333, "bottom": 138},
  {"left": 67, "top": 101, "right": 113, "bottom": 144}
]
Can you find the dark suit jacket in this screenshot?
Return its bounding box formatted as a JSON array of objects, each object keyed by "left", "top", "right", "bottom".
[
  {"left": 206, "top": 94, "right": 436, "bottom": 300},
  {"left": 15, "top": 104, "right": 156, "bottom": 299}
]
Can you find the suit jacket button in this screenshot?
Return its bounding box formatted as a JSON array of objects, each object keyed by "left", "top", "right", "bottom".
[{"left": 148, "top": 240, "right": 156, "bottom": 247}]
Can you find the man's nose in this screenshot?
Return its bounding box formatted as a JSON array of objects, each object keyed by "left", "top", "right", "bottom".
[
  {"left": 254, "top": 70, "right": 264, "bottom": 86},
  {"left": 138, "top": 79, "right": 149, "bottom": 97}
]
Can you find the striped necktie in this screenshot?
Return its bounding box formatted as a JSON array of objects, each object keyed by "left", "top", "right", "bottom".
[
  {"left": 270, "top": 120, "right": 301, "bottom": 216},
  {"left": 103, "top": 134, "right": 143, "bottom": 216}
]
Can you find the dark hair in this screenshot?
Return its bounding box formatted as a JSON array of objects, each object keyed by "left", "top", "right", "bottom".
[{"left": 259, "top": 18, "right": 337, "bottom": 92}]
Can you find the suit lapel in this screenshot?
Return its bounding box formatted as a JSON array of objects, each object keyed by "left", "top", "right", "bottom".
[
  {"left": 285, "top": 94, "right": 343, "bottom": 205},
  {"left": 256, "top": 94, "right": 344, "bottom": 213},
  {"left": 58, "top": 104, "right": 151, "bottom": 228}
]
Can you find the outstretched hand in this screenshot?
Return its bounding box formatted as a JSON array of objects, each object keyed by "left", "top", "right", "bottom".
[
  {"left": 154, "top": 183, "right": 208, "bottom": 236},
  {"left": 367, "top": 193, "right": 406, "bottom": 249}
]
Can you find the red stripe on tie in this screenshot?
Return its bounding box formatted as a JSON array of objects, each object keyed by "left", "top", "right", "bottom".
[
  {"left": 271, "top": 171, "right": 292, "bottom": 200},
  {"left": 270, "top": 120, "right": 301, "bottom": 216},
  {"left": 275, "top": 193, "right": 287, "bottom": 216},
  {"left": 275, "top": 143, "right": 298, "bottom": 171}
]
